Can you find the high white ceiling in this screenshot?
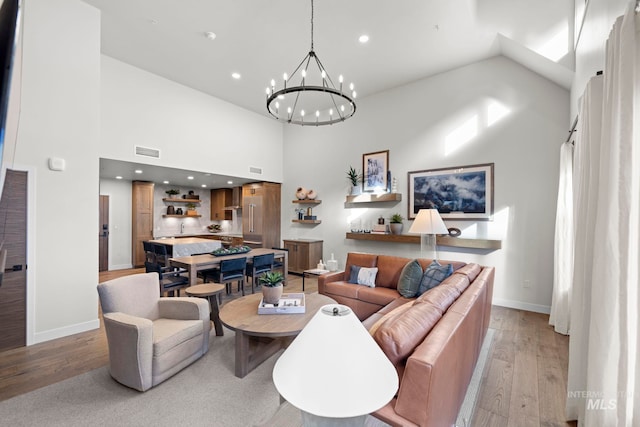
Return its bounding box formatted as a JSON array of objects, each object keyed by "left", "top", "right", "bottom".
[{"left": 88, "top": 0, "right": 574, "bottom": 187}]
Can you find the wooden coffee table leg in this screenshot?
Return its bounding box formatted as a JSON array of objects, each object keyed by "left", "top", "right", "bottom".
[
  {"left": 208, "top": 295, "right": 224, "bottom": 336},
  {"left": 233, "top": 332, "right": 292, "bottom": 378}
]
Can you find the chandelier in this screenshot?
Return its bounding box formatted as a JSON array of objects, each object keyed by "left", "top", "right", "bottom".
[{"left": 266, "top": 0, "right": 356, "bottom": 126}]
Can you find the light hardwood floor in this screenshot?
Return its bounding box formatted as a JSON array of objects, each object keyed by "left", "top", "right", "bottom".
[{"left": 0, "top": 269, "right": 575, "bottom": 426}]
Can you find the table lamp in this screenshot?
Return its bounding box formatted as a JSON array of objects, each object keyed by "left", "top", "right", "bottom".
[
  {"left": 408, "top": 209, "right": 448, "bottom": 260},
  {"left": 272, "top": 304, "right": 398, "bottom": 426}
]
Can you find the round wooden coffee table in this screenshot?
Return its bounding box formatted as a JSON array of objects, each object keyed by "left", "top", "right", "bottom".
[{"left": 219, "top": 292, "right": 335, "bottom": 378}]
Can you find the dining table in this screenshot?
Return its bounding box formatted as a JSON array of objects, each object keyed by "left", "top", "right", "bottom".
[
  {"left": 169, "top": 248, "right": 289, "bottom": 287},
  {"left": 148, "top": 237, "right": 222, "bottom": 257}
]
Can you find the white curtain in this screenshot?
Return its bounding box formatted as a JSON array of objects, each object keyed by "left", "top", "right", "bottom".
[
  {"left": 566, "top": 6, "right": 640, "bottom": 426},
  {"left": 550, "top": 141, "right": 573, "bottom": 335}
]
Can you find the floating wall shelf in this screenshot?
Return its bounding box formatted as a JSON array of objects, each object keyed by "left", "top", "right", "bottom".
[
  {"left": 345, "top": 232, "right": 502, "bottom": 250},
  {"left": 344, "top": 193, "right": 402, "bottom": 206}
]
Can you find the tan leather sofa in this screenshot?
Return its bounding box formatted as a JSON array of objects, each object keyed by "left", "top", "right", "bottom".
[{"left": 318, "top": 252, "right": 495, "bottom": 427}]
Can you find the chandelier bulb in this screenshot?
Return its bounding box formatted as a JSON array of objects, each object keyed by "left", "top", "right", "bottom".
[
  {"left": 316, "top": 110, "right": 320, "bottom": 117},
  {"left": 352, "top": 90, "right": 357, "bottom": 98},
  {"left": 341, "top": 105, "right": 345, "bottom": 112},
  {"left": 321, "top": 70, "right": 326, "bottom": 79},
  {"left": 349, "top": 83, "right": 354, "bottom": 91},
  {"left": 339, "top": 75, "right": 343, "bottom": 83},
  {"left": 301, "top": 110, "right": 305, "bottom": 117},
  {"left": 283, "top": 73, "right": 288, "bottom": 81},
  {"left": 329, "top": 108, "right": 334, "bottom": 117},
  {"left": 302, "top": 69, "right": 307, "bottom": 78},
  {"left": 270, "top": 79, "right": 275, "bottom": 88}
]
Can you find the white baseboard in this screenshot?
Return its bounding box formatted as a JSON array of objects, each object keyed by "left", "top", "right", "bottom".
[
  {"left": 31, "top": 319, "right": 100, "bottom": 345},
  {"left": 492, "top": 298, "right": 550, "bottom": 315}
]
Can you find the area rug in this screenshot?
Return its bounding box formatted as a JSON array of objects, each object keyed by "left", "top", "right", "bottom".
[{"left": 0, "top": 327, "right": 494, "bottom": 427}]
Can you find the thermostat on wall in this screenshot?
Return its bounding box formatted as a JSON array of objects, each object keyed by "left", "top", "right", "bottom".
[{"left": 48, "top": 157, "right": 65, "bottom": 171}]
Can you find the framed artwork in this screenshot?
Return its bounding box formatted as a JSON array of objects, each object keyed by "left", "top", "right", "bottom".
[
  {"left": 408, "top": 163, "right": 494, "bottom": 220},
  {"left": 362, "top": 150, "right": 389, "bottom": 192}
]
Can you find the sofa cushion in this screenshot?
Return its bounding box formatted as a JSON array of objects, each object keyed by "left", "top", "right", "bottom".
[
  {"left": 417, "top": 261, "right": 454, "bottom": 296},
  {"left": 373, "top": 302, "right": 443, "bottom": 365},
  {"left": 368, "top": 301, "right": 414, "bottom": 336},
  {"left": 397, "top": 260, "right": 423, "bottom": 298},
  {"left": 344, "top": 253, "right": 377, "bottom": 282},
  {"left": 152, "top": 318, "right": 204, "bottom": 357},
  {"left": 453, "top": 263, "right": 482, "bottom": 282},
  {"left": 376, "top": 255, "right": 412, "bottom": 289},
  {"left": 348, "top": 266, "right": 378, "bottom": 287},
  {"left": 356, "top": 285, "right": 401, "bottom": 306},
  {"left": 323, "top": 281, "right": 360, "bottom": 299},
  {"left": 416, "top": 282, "right": 461, "bottom": 314}
]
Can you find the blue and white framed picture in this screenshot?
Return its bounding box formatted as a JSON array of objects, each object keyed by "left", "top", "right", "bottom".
[
  {"left": 362, "top": 150, "right": 389, "bottom": 192},
  {"left": 408, "top": 163, "right": 494, "bottom": 220}
]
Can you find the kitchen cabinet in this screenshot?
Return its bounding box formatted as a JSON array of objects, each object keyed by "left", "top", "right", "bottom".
[
  {"left": 132, "top": 181, "right": 154, "bottom": 267},
  {"left": 210, "top": 188, "right": 232, "bottom": 221},
  {"left": 242, "top": 182, "right": 281, "bottom": 249},
  {"left": 283, "top": 239, "right": 323, "bottom": 274}
]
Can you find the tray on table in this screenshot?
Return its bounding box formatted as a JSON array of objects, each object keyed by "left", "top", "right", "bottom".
[{"left": 258, "top": 293, "right": 306, "bottom": 314}]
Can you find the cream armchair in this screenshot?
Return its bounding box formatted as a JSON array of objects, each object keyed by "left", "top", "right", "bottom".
[{"left": 97, "top": 272, "right": 210, "bottom": 391}]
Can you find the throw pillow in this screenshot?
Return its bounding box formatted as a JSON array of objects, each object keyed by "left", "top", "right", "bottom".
[
  {"left": 348, "top": 265, "right": 378, "bottom": 287},
  {"left": 397, "top": 259, "right": 423, "bottom": 298},
  {"left": 417, "top": 260, "right": 453, "bottom": 296}
]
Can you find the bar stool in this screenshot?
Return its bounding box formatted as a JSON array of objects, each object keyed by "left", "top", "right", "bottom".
[{"left": 185, "top": 283, "right": 226, "bottom": 336}]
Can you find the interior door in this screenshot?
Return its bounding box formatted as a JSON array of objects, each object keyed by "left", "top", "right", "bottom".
[
  {"left": 0, "top": 170, "right": 28, "bottom": 351},
  {"left": 98, "top": 195, "right": 109, "bottom": 272}
]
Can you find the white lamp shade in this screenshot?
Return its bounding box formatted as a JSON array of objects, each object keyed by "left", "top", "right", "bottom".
[
  {"left": 272, "top": 304, "right": 398, "bottom": 419},
  {"left": 408, "top": 209, "right": 448, "bottom": 235}
]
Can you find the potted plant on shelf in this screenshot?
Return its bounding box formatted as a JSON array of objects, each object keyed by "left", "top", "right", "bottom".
[
  {"left": 165, "top": 189, "right": 180, "bottom": 199},
  {"left": 186, "top": 203, "right": 197, "bottom": 216},
  {"left": 259, "top": 271, "right": 284, "bottom": 304},
  {"left": 347, "top": 166, "right": 363, "bottom": 196},
  {"left": 389, "top": 213, "right": 404, "bottom": 235}
]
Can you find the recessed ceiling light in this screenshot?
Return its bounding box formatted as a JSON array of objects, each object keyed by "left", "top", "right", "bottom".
[
  {"left": 231, "top": 72, "right": 241, "bottom": 80},
  {"left": 358, "top": 34, "right": 369, "bottom": 43},
  {"left": 201, "top": 184, "right": 207, "bottom": 188},
  {"left": 227, "top": 180, "right": 233, "bottom": 185},
  {"left": 187, "top": 176, "right": 194, "bottom": 180},
  {"left": 204, "top": 31, "right": 217, "bottom": 40},
  {"left": 134, "top": 170, "right": 143, "bottom": 174},
  {"left": 115, "top": 176, "right": 123, "bottom": 180},
  {"left": 163, "top": 180, "right": 169, "bottom": 184}
]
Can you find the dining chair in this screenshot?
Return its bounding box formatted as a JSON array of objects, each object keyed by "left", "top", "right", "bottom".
[
  {"left": 245, "top": 253, "right": 274, "bottom": 294},
  {"left": 152, "top": 243, "right": 171, "bottom": 267},
  {"left": 203, "top": 257, "right": 247, "bottom": 296},
  {"left": 145, "top": 259, "right": 189, "bottom": 297},
  {"left": 142, "top": 241, "right": 156, "bottom": 263},
  {"left": 271, "top": 247, "right": 288, "bottom": 274}
]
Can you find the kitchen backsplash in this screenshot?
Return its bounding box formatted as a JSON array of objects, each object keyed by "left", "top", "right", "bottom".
[{"left": 153, "top": 185, "right": 242, "bottom": 238}]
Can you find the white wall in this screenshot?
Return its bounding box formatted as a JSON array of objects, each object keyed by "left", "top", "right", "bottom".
[
  {"left": 571, "top": 0, "right": 631, "bottom": 117},
  {"left": 282, "top": 56, "right": 569, "bottom": 313},
  {"left": 98, "top": 56, "right": 284, "bottom": 184},
  {"left": 14, "top": 0, "right": 101, "bottom": 342}
]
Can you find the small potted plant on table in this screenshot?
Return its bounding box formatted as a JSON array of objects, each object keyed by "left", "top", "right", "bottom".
[
  {"left": 259, "top": 271, "right": 284, "bottom": 304},
  {"left": 186, "top": 203, "right": 198, "bottom": 216}
]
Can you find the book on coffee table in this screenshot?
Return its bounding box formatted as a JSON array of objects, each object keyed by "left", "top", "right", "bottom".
[{"left": 258, "top": 293, "right": 306, "bottom": 314}]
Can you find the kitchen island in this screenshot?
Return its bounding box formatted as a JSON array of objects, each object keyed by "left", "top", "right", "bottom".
[{"left": 148, "top": 237, "right": 222, "bottom": 257}]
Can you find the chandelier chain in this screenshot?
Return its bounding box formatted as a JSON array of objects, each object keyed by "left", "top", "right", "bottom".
[{"left": 310, "top": 0, "right": 314, "bottom": 51}]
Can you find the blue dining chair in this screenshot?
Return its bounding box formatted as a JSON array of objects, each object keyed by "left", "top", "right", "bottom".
[
  {"left": 245, "top": 253, "right": 274, "bottom": 294},
  {"left": 203, "top": 257, "right": 247, "bottom": 296}
]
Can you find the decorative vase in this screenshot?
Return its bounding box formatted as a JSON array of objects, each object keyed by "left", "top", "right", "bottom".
[
  {"left": 350, "top": 186, "right": 361, "bottom": 196},
  {"left": 306, "top": 189, "right": 317, "bottom": 200},
  {"left": 262, "top": 284, "right": 283, "bottom": 304},
  {"left": 389, "top": 223, "right": 403, "bottom": 235},
  {"left": 296, "top": 187, "right": 307, "bottom": 200}
]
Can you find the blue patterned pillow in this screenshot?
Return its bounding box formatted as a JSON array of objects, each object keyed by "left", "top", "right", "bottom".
[
  {"left": 417, "top": 261, "right": 453, "bottom": 296},
  {"left": 397, "top": 260, "right": 423, "bottom": 298}
]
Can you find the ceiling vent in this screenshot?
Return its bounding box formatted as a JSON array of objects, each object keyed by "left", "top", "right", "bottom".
[
  {"left": 135, "top": 146, "right": 160, "bottom": 158},
  {"left": 249, "top": 166, "right": 263, "bottom": 175}
]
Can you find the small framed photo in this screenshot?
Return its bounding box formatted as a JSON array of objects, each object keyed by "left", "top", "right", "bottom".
[
  {"left": 362, "top": 150, "right": 389, "bottom": 192},
  {"left": 408, "top": 163, "right": 494, "bottom": 220}
]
